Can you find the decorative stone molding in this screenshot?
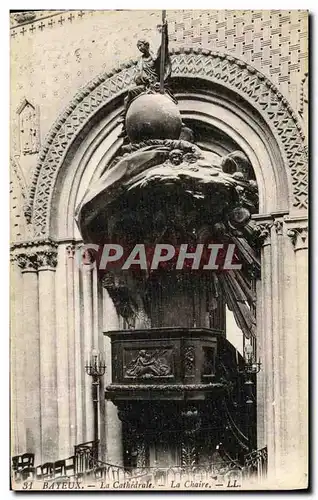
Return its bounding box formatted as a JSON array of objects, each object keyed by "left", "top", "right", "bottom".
[
  {"left": 13, "top": 11, "right": 36, "bottom": 25},
  {"left": 105, "top": 383, "right": 226, "bottom": 392},
  {"left": 29, "top": 49, "right": 307, "bottom": 237},
  {"left": 11, "top": 11, "right": 87, "bottom": 36},
  {"left": 299, "top": 73, "right": 308, "bottom": 116},
  {"left": 37, "top": 250, "right": 58, "bottom": 269},
  {"left": 11, "top": 239, "right": 58, "bottom": 272}
]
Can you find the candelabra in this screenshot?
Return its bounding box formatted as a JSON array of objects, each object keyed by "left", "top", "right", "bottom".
[
  {"left": 85, "top": 350, "right": 106, "bottom": 460},
  {"left": 243, "top": 343, "right": 261, "bottom": 375},
  {"left": 242, "top": 343, "right": 261, "bottom": 451}
]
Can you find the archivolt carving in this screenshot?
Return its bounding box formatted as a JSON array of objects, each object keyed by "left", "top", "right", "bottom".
[{"left": 29, "top": 48, "right": 308, "bottom": 237}]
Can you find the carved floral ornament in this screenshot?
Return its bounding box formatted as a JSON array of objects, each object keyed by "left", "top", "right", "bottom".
[
  {"left": 287, "top": 226, "right": 308, "bottom": 251},
  {"left": 28, "top": 48, "right": 308, "bottom": 238},
  {"left": 11, "top": 239, "right": 58, "bottom": 271},
  {"left": 252, "top": 216, "right": 308, "bottom": 250}
]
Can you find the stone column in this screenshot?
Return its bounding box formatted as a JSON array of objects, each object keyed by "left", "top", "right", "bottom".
[
  {"left": 66, "top": 244, "right": 77, "bottom": 450},
  {"left": 277, "top": 220, "right": 299, "bottom": 478},
  {"left": 55, "top": 243, "right": 70, "bottom": 459},
  {"left": 255, "top": 274, "right": 264, "bottom": 449},
  {"left": 10, "top": 255, "right": 26, "bottom": 455},
  {"left": 16, "top": 248, "right": 41, "bottom": 463},
  {"left": 103, "top": 286, "right": 123, "bottom": 465},
  {"left": 286, "top": 219, "right": 308, "bottom": 484},
  {"left": 37, "top": 244, "right": 59, "bottom": 462},
  {"left": 254, "top": 218, "right": 275, "bottom": 477}
]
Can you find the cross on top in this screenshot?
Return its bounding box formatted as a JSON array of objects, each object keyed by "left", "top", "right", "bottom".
[
  {"left": 68, "top": 13, "right": 75, "bottom": 22},
  {"left": 58, "top": 16, "right": 65, "bottom": 25},
  {"left": 38, "top": 22, "right": 45, "bottom": 31},
  {"left": 48, "top": 19, "right": 55, "bottom": 28},
  {"left": 20, "top": 27, "right": 27, "bottom": 36},
  {"left": 29, "top": 25, "right": 36, "bottom": 33}
]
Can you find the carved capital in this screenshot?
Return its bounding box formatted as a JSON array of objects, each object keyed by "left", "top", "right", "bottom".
[
  {"left": 15, "top": 252, "right": 38, "bottom": 272},
  {"left": 11, "top": 239, "right": 58, "bottom": 272},
  {"left": 66, "top": 244, "right": 76, "bottom": 259},
  {"left": 287, "top": 226, "right": 308, "bottom": 251},
  {"left": 37, "top": 250, "right": 58, "bottom": 269},
  {"left": 75, "top": 244, "right": 96, "bottom": 267},
  {"left": 273, "top": 219, "right": 283, "bottom": 236},
  {"left": 252, "top": 220, "right": 273, "bottom": 247}
]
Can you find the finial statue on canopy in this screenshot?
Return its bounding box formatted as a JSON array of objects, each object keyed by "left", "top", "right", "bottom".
[
  {"left": 135, "top": 19, "right": 171, "bottom": 88},
  {"left": 118, "top": 11, "right": 176, "bottom": 138}
]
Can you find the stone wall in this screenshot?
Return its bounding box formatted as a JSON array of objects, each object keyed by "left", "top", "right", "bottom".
[
  {"left": 10, "top": 9, "right": 309, "bottom": 242},
  {"left": 11, "top": 10, "right": 308, "bottom": 154}
]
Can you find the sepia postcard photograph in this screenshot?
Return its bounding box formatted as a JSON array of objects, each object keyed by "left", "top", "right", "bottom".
[{"left": 9, "top": 7, "right": 309, "bottom": 491}]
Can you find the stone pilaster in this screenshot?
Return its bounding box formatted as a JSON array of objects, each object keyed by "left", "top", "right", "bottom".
[
  {"left": 82, "top": 258, "right": 94, "bottom": 442},
  {"left": 10, "top": 254, "right": 26, "bottom": 456},
  {"left": 73, "top": 244, "right": 85, "bottom": 445},
  {"left": 54, "top": 244, "right": 71, "bottom": 459},
  {"left": 14, "top": 247, "right": 41, "bottom": 462},
  {"left": 270, "top": 215, "right": 285, "bottom": 471},
  {"left": 37, "top": 243, "right": 59, "bottom": 463},
  {"left": 11, "top": 239, "right": 60, "bottom": 464},
  {"left": 285, "top": 217, "right": 308, "bottom": 484},
  {"left": 253, "top": 216, "right": 275, "bottom": 478},
  {"left": 252, "top": 211, "right": 307, "bottom": 483},
  {"left": 66, "top": 244, "right": 77, "bottom": 451}
]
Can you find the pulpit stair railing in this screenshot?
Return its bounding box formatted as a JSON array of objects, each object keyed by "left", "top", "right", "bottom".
[{"left": 12, "top": 443, "right": 267, "bottom": 485}]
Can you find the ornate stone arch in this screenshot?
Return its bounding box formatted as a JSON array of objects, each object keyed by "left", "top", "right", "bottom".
[{"left": 29, "top": 48, "right": 308, "bottom": 238}]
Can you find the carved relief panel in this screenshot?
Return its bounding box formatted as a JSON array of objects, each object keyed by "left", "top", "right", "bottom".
[
  {"left": 123, "top": 348, "right": 174, "bottom": 380},
  {"left": 17, "top": 99, "right": 40, "bottom": 155}
]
